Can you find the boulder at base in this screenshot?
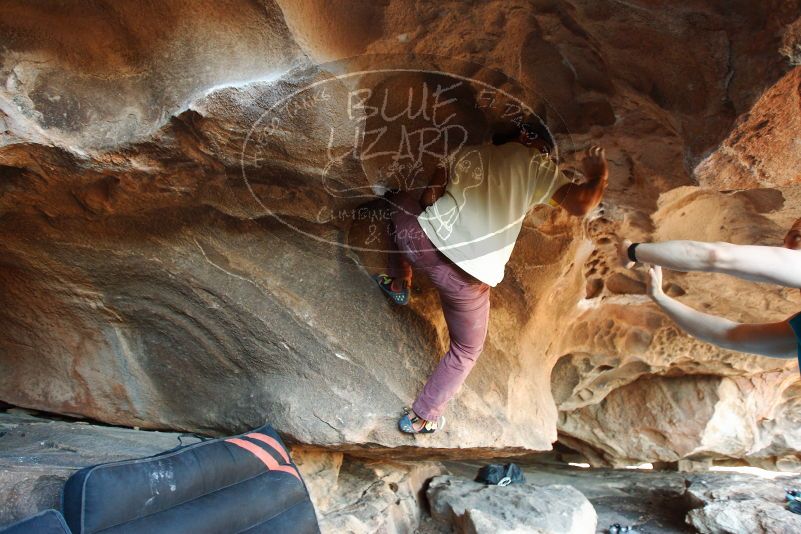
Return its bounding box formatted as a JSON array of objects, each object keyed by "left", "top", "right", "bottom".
[
  {"left": 685, "top": 472, "right": 801, "bottom": 534},
  {"left": 426, "top": 475, "right": 597, "bottom": 534}
]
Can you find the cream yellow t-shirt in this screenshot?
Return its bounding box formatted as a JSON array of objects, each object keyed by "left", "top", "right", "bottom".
[{"left": 417, "top": 142, "right": 572, "bottom": 287}]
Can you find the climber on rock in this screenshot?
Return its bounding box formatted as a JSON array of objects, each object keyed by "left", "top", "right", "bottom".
[
  {"left": 373, "top": 119, "right": 609, "bottom": 434},
  {"left": 618, "top": 219, "right": 801, "bottom": 368}
]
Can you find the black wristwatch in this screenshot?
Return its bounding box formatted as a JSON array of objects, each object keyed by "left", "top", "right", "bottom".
[{"left": 627, "top": 243, "right": 640, "bottom": 263}]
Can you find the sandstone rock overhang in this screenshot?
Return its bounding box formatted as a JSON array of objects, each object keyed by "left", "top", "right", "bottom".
[{"left": 0, "top": 0, "right": 800, "bottom": 465}]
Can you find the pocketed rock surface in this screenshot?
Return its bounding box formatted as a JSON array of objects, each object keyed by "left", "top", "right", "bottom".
[{"left": 0, "top": 0, "right": 800, "bottom": 467}]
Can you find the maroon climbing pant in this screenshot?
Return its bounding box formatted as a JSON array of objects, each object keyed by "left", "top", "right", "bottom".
[{"left": 387, "top": 190, "right": 491, "bottom": 421}]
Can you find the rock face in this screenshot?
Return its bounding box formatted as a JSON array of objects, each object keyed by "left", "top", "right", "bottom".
[
  {"left": 465, "top": 462, "right": 691, "bottom": 533},
  {"left": 553, "top": 184, "right": 801, "bottom": 467},
  {"left": 297, "top": 453, "right": 443, "bottom": 534},
  {"left": 685, "top": 473, "right": 801, "bottom": 534},
  {"left": 1, "top": 0, "right": 801, "bottom": 465},
  {"left": 695, "top": 68, "right": 801, "bottom": 190},
  {"left": 426, "top": 475, "right": 597, "bottom": 534}
]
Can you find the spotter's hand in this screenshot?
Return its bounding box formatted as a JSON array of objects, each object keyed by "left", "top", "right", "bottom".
[{"left": 645, "top": 264, "right": 664, "bottom": 300}]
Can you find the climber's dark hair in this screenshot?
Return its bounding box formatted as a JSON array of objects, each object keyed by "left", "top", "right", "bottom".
[
  {"left": 519, "top": 121, "right": 555, "bottom": 152},
  {"left": 491, "top": 118, "right": 555, "bottom": 154}
]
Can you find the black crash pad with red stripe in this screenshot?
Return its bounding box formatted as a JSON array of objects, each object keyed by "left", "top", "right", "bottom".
[{"left": 61, "top": 424, "right": 319, "bottom": 534}]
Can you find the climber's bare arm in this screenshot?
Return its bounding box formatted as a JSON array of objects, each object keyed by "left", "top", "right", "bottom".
[
  {"left": 646, "top": 265, "right": 797, "bottom": 358},
  {"left": 552, "top": 145, "right": 608, "bottom": 216},
  {"left": 619, "top": 239, "right": 801, "bottom": 288},
  {"left": 420, "top": 164, "right": 448, "bottom": 209}
]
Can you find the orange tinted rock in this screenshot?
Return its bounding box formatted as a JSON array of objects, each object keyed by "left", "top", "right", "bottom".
[{"left": 0, "top": 0, "right": 800, "bottom": 467}]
